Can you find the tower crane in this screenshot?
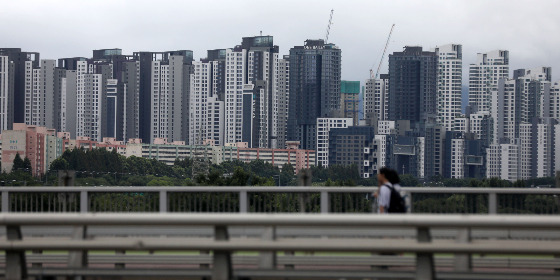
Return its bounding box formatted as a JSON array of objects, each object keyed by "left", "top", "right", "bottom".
[
  {"left": 325, "top": 9, "right": 334, "bottom": 44},
  {"left": 370, "top": 24, "right": 395, "bottom": 79}
]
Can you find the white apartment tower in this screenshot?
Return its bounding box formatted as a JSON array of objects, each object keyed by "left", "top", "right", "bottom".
[
  {"left": 518, "top": 123, "right": 533, "bottom": 180},
  {"left": 316, "top": 118, "right": 353, "bottom": 167},
  {"left": 189, "top": 61, "right": 213, "bottom": 145},
  {"left": 25, "top": 59, "right": 56, "bottom": 128},
  {"left": 492, "top": 68, "right": 551, "bottom": 144},
  {"left": 434, "top": 44, "right": 462, "bottom": 131},
  {"left": 469, "top": 50, "right": 509, "bottom": 113},
  {"left": 189, "top": 59, "right": 226, "bottom": 146},
  {"left": 76, "top": 60, "right": 89, "bottom": 138},
  {"left": 276, "top": 56, "right": 290, "bottom": 149},
  {"left": 225, "top": 48, "right": 247, "bottom": 145},
  {"left": 450, "top": 137, "right": 465, "bottom": 179},
  {"left": 550, "top": 82, "right": 560, "bottom": 120},
  {"left": 206, "top": 96, "right": 224, "bottom": 145},
  {"left": 363, "top": 74, "right": 389, "bottom": 123},
  {"left": 469, "top": 111, "right": 491, "bottom": 140},
  {"left": 150, "top": 60, "right": 170, "bottom": 143},
  {"left": 486, "top": 143, "right": 519, "bottom": 182},
  {"left": 83, "top": 73, "right": 103, "bottom": 141},
  {"left": 491, "top": 78, "right": 517, "bottom": 143},
  {"left": 514, "top": 67, "right": 551, "bottom": 123},
  {"left": 0, "top": 56, "right": 12, "bottom": 131},
  {"left": 224, "top": 36, "right": 280, "bottom": 148}
]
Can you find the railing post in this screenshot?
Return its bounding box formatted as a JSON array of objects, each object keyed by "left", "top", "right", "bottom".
[
  {"left": 159, "top": 190, "right": 167, "bottom": 213},
  {"left": 68, "top": 225, "right": 87, "bottom": 280},
  {"left": 80, "top": 191, "right": 88, "bottom": 213},
  {"left": 416, "top": 227, "right": 434, "bottom": 280},
  {"left": 2, "top": 191, "right": 9, "bottom": 213},
  {"left": 284, "top": 250, "right": 295, "bottom": 270},
  {"left": 259, "top": 226, "right": 277, "bottom": 269},
  {"left": 212, "top": 225, "right": 231, "bottom": 280},
  {"left": 320, "top": 191, "right": 329, "bottom": 214},
  {"left": 115, "top": 250, "right": 125, "bottom": 269},
  {"left": 298, "top": 194, "right": 306, "bottom": 213},
  {"left": 454, "top": 228, "right": 472, "bottom": 272},
  {"left": 6, "top": 225, "right": 27, "bottom": 279},
  {"left": 239, "top": 190, "right": 248, "bottom": 213},
  {"left": 488, "top": 192, "right": 497, "bottom": 214},
  {"left": 405, "top": 191, "right": 413, "bottom": 213}
]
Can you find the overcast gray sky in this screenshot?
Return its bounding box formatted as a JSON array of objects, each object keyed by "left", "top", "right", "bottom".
[{"left": 1, "top": 0, "right": 559, "bottom": 82}]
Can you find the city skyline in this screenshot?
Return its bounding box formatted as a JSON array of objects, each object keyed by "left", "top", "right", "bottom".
[{"left": 2, "top": 0, "right": 560, "bottom": 83}]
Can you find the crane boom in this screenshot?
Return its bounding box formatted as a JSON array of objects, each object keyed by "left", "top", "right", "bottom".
[
  {"left": 374, "top": 24, "right": 395, "bottom": 79},
  {"left": 325, "top": 9, "right": 334, "bottom": 44}
]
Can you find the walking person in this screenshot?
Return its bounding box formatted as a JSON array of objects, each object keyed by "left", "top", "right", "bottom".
[{"left": 374, "top": 167, "right": 406, "bottom": 214}]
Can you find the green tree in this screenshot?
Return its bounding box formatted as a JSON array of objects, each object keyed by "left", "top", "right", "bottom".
[
  {"left": 12, "top": 153, "right": 24, "bottom": 171},
  {"left": 400, "top": 174, "right": 419, "bottom": 186},
  {"left": 22, "top": 157, "right": 32, "bottom": 174},
  {"left": 50, "top": 158, "right": 69, "bottom": 170}
]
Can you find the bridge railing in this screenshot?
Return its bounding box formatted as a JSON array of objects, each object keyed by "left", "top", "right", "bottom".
[
  {"left": 1, "top": 213, "right": 560, "bottom": 279},
  {"left": 1, "top": 186, "right": 560, "bottom": 214}
]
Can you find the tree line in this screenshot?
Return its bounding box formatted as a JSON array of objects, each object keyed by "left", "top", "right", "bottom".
[{"left": 0, "top": 148, "right": 556, "bottom": 188}]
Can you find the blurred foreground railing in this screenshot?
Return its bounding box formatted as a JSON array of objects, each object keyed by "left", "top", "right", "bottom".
[
  {"left": 1, "top": 213, "right": 560, "bottom": 279},
  {"left": 1, "top": 186, "right": 560, "bottom": 214}
]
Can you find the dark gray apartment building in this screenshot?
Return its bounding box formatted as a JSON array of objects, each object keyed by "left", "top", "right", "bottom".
[
  {"left": 328, "top": 126, "right": 378, "bottom": 178},
  {"left": 287, "top": 39, "right": 341, "bottom": 150},
  {"left": 388, "top": 46, "right": 438, "bottom": 125},
  {"left": 0, "top": 48, "right": 40, "bottom": 125}
]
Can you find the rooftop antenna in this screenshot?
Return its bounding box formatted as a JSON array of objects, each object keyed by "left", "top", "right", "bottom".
[
  {"left": 325, "top": 9, "right": 334, "bottom": 44},
  {"left": 370, "top": 24, "right": 396, "bottom": 79},
  {"left": 260, "top": 30, "right": 262, "bottom": 36}
]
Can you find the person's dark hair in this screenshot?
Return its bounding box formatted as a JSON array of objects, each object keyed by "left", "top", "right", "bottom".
[
  {"left": 379, "top": 167, "right": 391, "bottom": 179},
  {"left": 387, "top": 169, "right": 401, "bottom": 184}
]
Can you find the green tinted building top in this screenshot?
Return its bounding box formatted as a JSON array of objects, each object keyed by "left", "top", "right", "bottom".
[{"left": 341, "top": 80, "right": 360, "bottom": 94}]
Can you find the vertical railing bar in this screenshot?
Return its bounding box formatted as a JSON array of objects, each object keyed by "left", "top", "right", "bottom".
[
  {"left": 2, "top": 191, "right": 9, "bottom": 213},
  {"left": 159, "top": 190, "right": 167, "bottom": 213}
]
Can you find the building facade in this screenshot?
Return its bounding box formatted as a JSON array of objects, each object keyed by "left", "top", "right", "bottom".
[
  {"left": 469, "top": 50, "right": 509, "bottom": 113},
  {"left": 388, "top": 46, "right": 438, "bottom": 124},
  {"left": 287, "top": 39, "right": 342, "bottom": 150},
  {"left": 434, "top": 44, "right": 462, "bottom": 131},
  {"left": 316, "top": 118, "right": 353, "bottom": 167}
]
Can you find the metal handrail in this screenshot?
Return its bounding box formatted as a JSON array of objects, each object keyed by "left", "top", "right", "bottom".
[
  {"left": 2, "top": 186, "right": 559, "bottom": 215},
  {"left": 0, "top": 213, "right": 559, "bottom": 228},
  {"left": 2, "top": 213, "right": 560, "bottom": 280},
  {"left": 0, "top": 186, "right": 559, "bottom": 194}
]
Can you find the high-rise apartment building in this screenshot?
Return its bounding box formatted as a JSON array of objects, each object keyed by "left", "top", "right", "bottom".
[
  {"left": 328, "top": 126, "right": 379, "bottom": 178},
  {"left": 388, "top": 46, "right": 438, "bottom": 124},
  {"left": 276, "top": 55, "right": 290, "bottom": 149},
  {"left": 0, "top": 56, "right": 14, "bottom": 131},
  {"left": 189, "top": 49, "right": 226, "bottom": 146},
  {"left": 469, "top": 50, "right": 509, "bottom": 113},
  {"left": 0, "top": 49, "right": 40, "bottom": 125},
  {"left": 25, "top": 59, "right": 56, "bottom": 128},
  {"left": 434, "top": 44, "right": 462, "bottom": 130},
  {"left": 492, "top": 67, "right": 551, "bottom": 143},
  {"left": 134, "top": 51, "right": 193, "bottom": 143},
  {"left": 363, "top": 74, "right": 389, "bottom": 124},
  {"left": 486, "top": 143, "right": 520, "bottom": 182},
  {"left": 340, "top": 81, "right": 360, "bottom": 125},
  {"left": 288, "top": 39, "right": 342, "bottom": 150},
  {"left": 316, "top": 117, "right": 353, "bottom": 167}
]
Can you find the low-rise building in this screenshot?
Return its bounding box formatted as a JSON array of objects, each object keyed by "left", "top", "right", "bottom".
[{"left": 1, "top": 123, "right": 62, "bottom": 176}]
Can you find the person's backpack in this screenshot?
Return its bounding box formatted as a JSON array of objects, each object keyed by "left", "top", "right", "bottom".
[{"left": 385, "top": 185, "right": 406, "bottom": 213}]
